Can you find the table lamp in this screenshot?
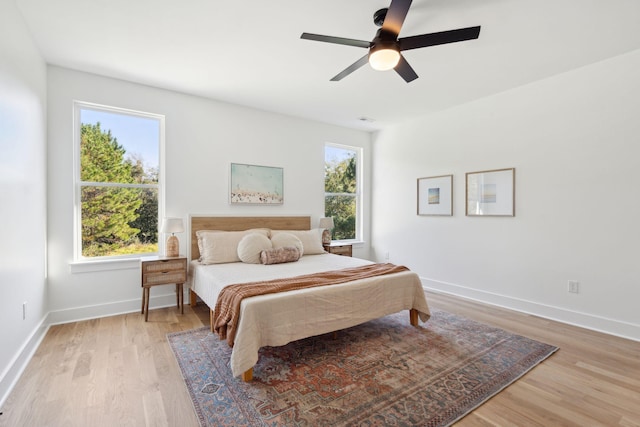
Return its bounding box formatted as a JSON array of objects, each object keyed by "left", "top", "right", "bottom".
[
  {"left": 318, "top": 217, "right": 334, "bottom": 245},
  {"left": 162, "top": 217, "right": 184, "bottom": 257}
]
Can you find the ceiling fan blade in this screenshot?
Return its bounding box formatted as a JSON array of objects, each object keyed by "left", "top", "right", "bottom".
[
  {"left": 381, "top": 0, "right": 412, "bottom": 36},
  {"left": 394, "top": 54, "right": 418, "bottom": 83},
  {"left": 399, "top": 26, "right": 481, "bottom": 51},
  {"left": 301, "top": 33, "right": 370, "bottom": 48},
  {"left": 330, "top": 54, "right": 369, "bottom": 81}
]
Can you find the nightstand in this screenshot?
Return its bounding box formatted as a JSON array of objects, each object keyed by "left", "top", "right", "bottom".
[
  {"left": 140, "top": 256, "right": 187, "bottom": 321},
  {"left": 323, "top": 242, "right": 353, "bottom": 257}
]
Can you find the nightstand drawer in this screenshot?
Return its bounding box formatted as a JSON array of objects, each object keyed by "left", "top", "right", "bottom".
[
  {"left": 324, "top": 244, "right": 352, "bottom": 257},
  {"left": 143, "top": 270, "right": 187, "bottom": 286},
  {"left": 142, "top": 259, "right": 185, "bottom": 274}
]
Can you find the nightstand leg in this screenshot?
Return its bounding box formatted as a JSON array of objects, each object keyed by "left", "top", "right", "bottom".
[
  {"left": 175, "top": 283, "right": 184, "bottom": 314},
  {"left": 141, "top": 288, "right": 145, "bottom": 314},
  {"left": 144, "top": 287, "right": 150, "bottom": 322}
]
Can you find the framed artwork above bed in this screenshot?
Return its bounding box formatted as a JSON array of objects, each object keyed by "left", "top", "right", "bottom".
[{"left": 230, "top": 163, "right": 283, "bottom": 205}]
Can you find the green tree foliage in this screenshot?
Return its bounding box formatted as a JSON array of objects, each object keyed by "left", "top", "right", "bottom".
[
  {"left": 325, "top": 155, "right": 356, "bottom": 240},
  {"left": 80, "top": 123, "right": 144, "bottom": 256},
  {"left": 129, "top": 189, "right": 158, "bottom": 244},
  {"left": 128, "top": 154, "right": 158, "bottom": 244}
]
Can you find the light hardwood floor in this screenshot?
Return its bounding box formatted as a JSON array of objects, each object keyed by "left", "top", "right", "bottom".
[{"left": 1, "top": 291, "right": 639, "bottom": 426}]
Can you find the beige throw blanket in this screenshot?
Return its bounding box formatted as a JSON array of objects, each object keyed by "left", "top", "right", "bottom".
[{"left": 213, "top": 263, "right": 409, "bottom": 347}]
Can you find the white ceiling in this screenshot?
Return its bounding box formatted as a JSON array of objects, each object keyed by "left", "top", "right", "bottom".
[{"left": 16, "top": 0, "right": 640, "bottom": 131}]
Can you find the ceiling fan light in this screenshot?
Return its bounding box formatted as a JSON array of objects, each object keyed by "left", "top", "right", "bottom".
[{"left": 369, "top": 47, "right": 400, "bottom": 71}]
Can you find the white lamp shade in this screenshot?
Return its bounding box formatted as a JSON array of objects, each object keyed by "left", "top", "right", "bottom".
[
  {"left": 161, "top": 217, "right": 184, "bottom": 234},
  {"left": 369, "top": 48, "right": 400, "bottom": 71},
  {"left": 318, "top": 217, "right": 334, "bottom": 230}
]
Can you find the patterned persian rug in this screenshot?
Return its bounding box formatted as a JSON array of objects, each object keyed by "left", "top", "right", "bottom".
[{"left": 167, "top": 308, "right": 558, "bottom": 427}]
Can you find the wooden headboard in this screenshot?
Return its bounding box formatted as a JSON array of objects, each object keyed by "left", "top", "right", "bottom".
[{"left": 190, "top": 216, "right": 311, "bottom": 260}]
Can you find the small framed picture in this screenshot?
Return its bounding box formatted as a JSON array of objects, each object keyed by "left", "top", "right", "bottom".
[
  {"left": 417, "top": 175, "right": 453, "bottom": 216},
  {"left": 465, "top": 168, "right": 515, "bottom": 216}
]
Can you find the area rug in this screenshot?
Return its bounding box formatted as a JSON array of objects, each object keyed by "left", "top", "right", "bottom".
[{"left": 167, "top": 308, "right": 558, "bottom": 427}]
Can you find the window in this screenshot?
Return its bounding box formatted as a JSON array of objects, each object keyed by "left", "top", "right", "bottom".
[
  {"left": 324, "top": 143, "right": 362, "bottom": 241},
  {"left": 74, "top": 102, "right": 163, "bottom": 259}
]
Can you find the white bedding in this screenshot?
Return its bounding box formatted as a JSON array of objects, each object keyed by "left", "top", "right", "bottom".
[{"left": 190, "top": 253, "right": 430, "bottom": 377}]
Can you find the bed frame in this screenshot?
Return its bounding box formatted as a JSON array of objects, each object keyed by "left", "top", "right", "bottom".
[{"left": 188, "top": 215, "right": 419, "bottom": 381}]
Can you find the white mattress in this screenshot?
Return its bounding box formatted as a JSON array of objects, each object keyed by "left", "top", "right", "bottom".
[{"left": 190, "top": 253, "right": 431, "bottom": 377}]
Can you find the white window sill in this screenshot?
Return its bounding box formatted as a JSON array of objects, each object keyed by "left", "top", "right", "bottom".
[
  {"left": 332, "top": 239, "right": 365, "bottom": 246},
  {"left": 69, "top": 257, "right": 143, "bottom": 274}
]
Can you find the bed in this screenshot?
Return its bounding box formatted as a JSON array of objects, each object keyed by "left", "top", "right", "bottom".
[{"left": 188, "top": 215, "right": 431, "bottom": 381}]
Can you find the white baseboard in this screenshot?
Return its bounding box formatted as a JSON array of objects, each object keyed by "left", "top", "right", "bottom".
[
  {"left": 0, "top": 318, "right": 49, "bottom": 409},
  {"left": 46, "top": 289, "right": 188, "bottom": 325},
  {"left": 0, "top": 289, "right": 188, "bottom": 408},
  {"left": 422, "top": 277, "right": 640, "bottom": 342}
]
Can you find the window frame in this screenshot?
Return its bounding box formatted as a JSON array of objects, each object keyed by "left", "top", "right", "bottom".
[
  {"left": 72, "top": 101, "right": 165, "bottom": 262},
  {"left": 324, "top": 142, "right": 363, "bottom": 243}
]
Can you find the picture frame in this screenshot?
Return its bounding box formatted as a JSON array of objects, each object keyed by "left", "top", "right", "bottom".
[
  {"left": 417, "top": 174, "right": 453, "bottom": 216},
  {"left": 230, "top": 163, "right": 284, "bottom": 205},
  {"left": 465, "top": 168, "right": 515, "bottom": 216}
]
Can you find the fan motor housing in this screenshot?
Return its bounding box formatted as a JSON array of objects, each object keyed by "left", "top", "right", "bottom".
[{"left": 373, "top": 8, "right": 388, "bottom": 27}]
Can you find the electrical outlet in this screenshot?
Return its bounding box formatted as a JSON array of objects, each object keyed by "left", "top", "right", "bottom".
[
  {"left": 384, "top": 252, "right": 390, "bottom": 261},
  {"left": 23, "top": 302, "right": 27, "bottom": 320},
  {"left": 568, "top": 280, "right": 579, "bottom": 294}
]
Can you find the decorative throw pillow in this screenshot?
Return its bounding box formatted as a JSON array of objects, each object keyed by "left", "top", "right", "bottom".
[
  {"left": 270, "top": 232, "right": 304, "bottom": 256},
  {"left": 237, "top": 233, "right": 273, "bottom": 264},
  {"left": 270, "top": 228, "right": 325, "bottom": 255},
  {"left": 197, "top": 229, "right": 269, "bottom": 264},
  {"left": 260, "top": 246, "right": 301, "bottom": 265}
]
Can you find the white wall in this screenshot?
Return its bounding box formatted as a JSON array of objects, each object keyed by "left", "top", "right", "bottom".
[
  {"left": 0, "top": 0, "right": 48, "bottom": 406},
  {"left": 46, "top": 66, "right": 372, "bottom": 323},
  {"left": 371, "top": 49, "right": 640, "bottom": 341}
]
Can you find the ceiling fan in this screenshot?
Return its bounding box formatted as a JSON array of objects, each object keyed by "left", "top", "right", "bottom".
[{"left": 300, "top": 0, "right": 481, "bottom": 83}]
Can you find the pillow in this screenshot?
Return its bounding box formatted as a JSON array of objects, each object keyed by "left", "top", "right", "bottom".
[
  {"left": 271, "top": 228, "right": 325, "bottom": 255},
  {"left": 270, "top": 232, "right": 304, "bottom": 256},
  {"left": 260, "top": 246, "right": 301, "bottom": 265},
  {"left": 196, "top": 229, "right": 269, "bottom": 264},
  {"left": 237, "top": 233, "right": 273, "bottom": 264}
]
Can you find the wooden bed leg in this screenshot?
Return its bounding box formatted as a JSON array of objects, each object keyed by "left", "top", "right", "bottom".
[
  {"left": 209, "top": 309, "right": 215, "bottom": 332},
  {"left": 409, "top": 309, "right": 419, "bottom": 327},
  {"left": 242, "top": 368, "right": 253, "bottom": 382},
  {"left": 190, "top": 289, "right": 197, "bottom": 307}
]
